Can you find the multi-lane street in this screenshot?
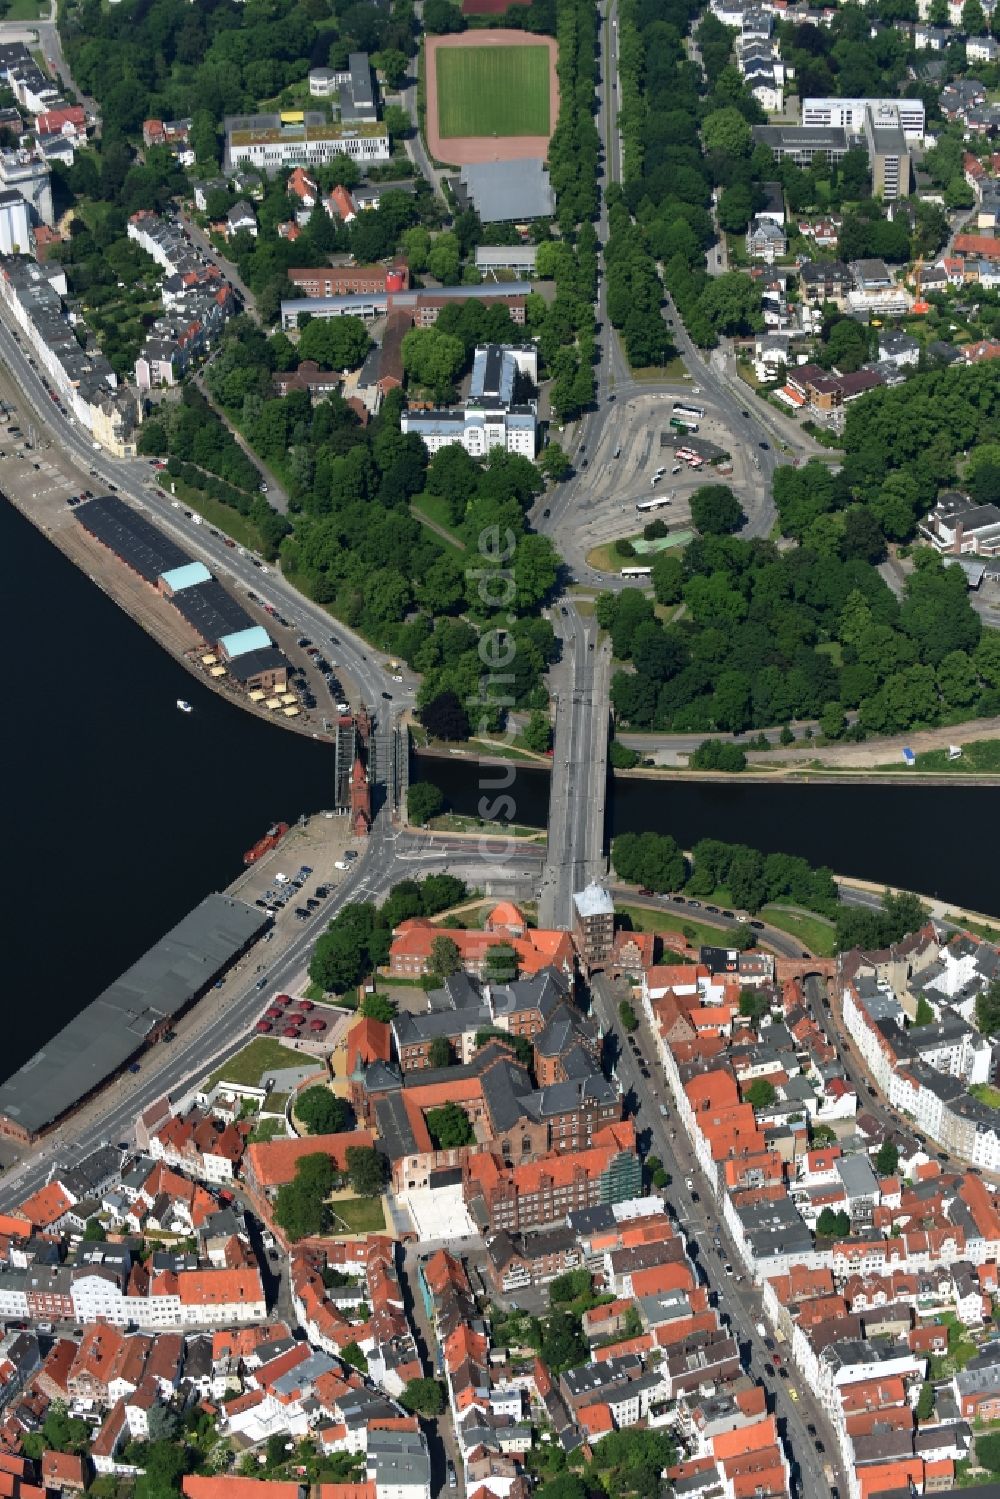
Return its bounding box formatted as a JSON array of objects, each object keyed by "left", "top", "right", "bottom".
[
  {"left": 0, "top": 312, "right": 412, "bottom": 720},
  {"left": 0, "top": 822, "right": 543, "bottom": 1216},
  {"left": 539, "top": 604, "right": 611, "bottom": 926}
]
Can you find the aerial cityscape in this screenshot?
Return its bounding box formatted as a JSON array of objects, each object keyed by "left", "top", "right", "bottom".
[{"left": 10, "top": 0, "right": 1000, "bottom": 1497}]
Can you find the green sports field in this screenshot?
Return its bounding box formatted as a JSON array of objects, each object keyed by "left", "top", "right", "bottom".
[{"left": 435, "top": 44, "right": 551, "bottom": 138}]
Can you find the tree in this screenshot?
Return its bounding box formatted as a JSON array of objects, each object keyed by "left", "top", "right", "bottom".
[
  {"left": 420, "top": 691, "right": 470, "bottom": 741},
  {"left": 538, "top": 443, "right": 571, "bottom": 481},
  {"left": 523, "top": 710, "right": 552, "bottom": 754},
  {"left": 611, "top": 831, "right": 686, "bottom": 892},
  {"left": 360, "top": 993, "right": 396, "bottom": 1023},
  {"left": 298, "top": 315, "right": 370, "bottom": 371},
  {"left": 745, "top": 1078, "right": 776, "bottom": 1108},
  {"left": 978, "top": 1432, "right": 1000, "bottom": 1474},
  {"left": 384, "top": 104, "right": 412, "bottom": 142},
  {"left": 876, "top": 1140, "right": 899, "bottom": 1176},
  {"left": 423, "top": 0, "right": 466, "bottom": 31},
  {"left": 425, "top": 1100, "right": 474, "bottom": 1149},
  {"left": 345, "top": 1145, "right": 389, "bottom": 1196},
  {"left": 341, "top": 1342, "right": 368, "bottom": 1373},
  {"left": 429, "top": 935, "right": 461, "bottom": 979},
  {"left": 539, "top": 1309, "right": 588, "bottom": 1373},
  {"left": 702, "top": 107, "right": 752, "bottom": 157},
  {"left": 400, "top": 1378, "right": 445, "bottom": 1417},
  {"left": 913, "top": 996, "right": 935, "bottom": 1027},
  {"left": 83, "top": 1217, "right": 106, "bottom": 1241},
  {"left": 619, "top": 999, "right": 639, "bottom": 1033},
  {"left": 690, "top": 485, "right": 745, "bottom": 536},
  {"left": 977, "top": 979, "right": 1000, "bottom": 1037},
  {"left": 739, "top": 989, "right": 769, "bottom": 1022},
  {"left": 690, "top": 740, "right": 748, "bottom": 772},
  {"left": 374, "top": 48, "right": 409, "bottom": 89},
  {"left": 296, "top": 1086, "right": 349, "bottom": 1135},
  {"left": 816, "top": 1207, "right": 851, "bottom": 1239},
  {"left": 483, "top": 942, "right": 519, "bottom": 984},
  {"left": 963, "top": 0, "right": 987, "bottom": 30},
  {"left": 549, "top": 1268, "right": 592, "bottom": 1303},
  {"left": 273, "top": 1153, "right": 336, "bottom": 1241},
  {"left": 915, "top": 1382, "right": 935, "bottom": 1424},
  {"left": 408, "top": 781, "right": 444, "bottom": 825},
  {"left": 401, "top": 327, "right": 465, "bottom": 396},
  {"left": 428, "top": 1036, "right": 454, "bottom": 1068}
]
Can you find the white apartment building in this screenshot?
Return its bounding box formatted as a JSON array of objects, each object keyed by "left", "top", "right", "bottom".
[
  {"left": 801, "top": 96, "right": 925, "bottom": 140},
  {"left": 224, "top": 113, "right": 389, "bottom": 174},
  {"left": 401, "top": 344, "right": 538, "bottom": 458},
  {"left": 0, "top": 191, "right": 30, "bottom": 254}
]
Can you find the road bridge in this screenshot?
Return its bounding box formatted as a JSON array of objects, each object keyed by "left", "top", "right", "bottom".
[{"left": 538, "top": 605, "right": 612, "bottom": 928}]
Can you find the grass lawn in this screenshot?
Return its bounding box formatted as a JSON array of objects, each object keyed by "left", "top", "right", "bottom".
[
  {"left": 586, "top": 537, "right": 645, "bottom": 572},
  {"left": 761, "top": 905, "right": 835, "bottom": 957},
  {"left": 159, "top": 477, "right": 268, "bottom": 555},
  {"left": 208, "top": 1038, "right": 303, "bottom": 1090},
  {"left": 971, "top": 1083, "right": 1000, "bottom": 1108},
  {"left": 428, "top": 812, "right": 545, "bottom": 838},
  {"left": 410, "top": 492, "right": 466, "bottom": 553},
  {"left": 250, "top": 1118, "right": 287, "bottom": 1143},
  {"left": 5, "top": 0, "right": 49, "bottom": 20},
  {"left": 629, "top": 357, "right": 690, "bottom": 382},
  {"left": 435, "top": 44, "right": 551, "bottom": 138},
  {"left": 330, "top": 1197, "right": 386, "bottom": 1233},
  {"left": 616, "top": 902, "right": 730, "bottom": 951},
  {"left": 900, "top": 739, "right": 1000, "bottom": 774},
  {"left": 945, "top": 913, "right": 1000, "bottom": 942}
]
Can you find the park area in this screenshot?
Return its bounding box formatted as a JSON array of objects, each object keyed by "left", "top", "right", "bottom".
[{"left": 426, "top": 31, "right": 558, "bottom": 165}]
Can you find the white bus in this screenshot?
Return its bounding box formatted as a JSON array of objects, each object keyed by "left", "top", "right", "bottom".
[
  {"left": 636, "top": 496, "right": 671, "bottom": 513},
  {"left": 621, "top": 565, "right": 653, "bottom": 579},
  {"left": 673, "top": 400, "right": 705, "bottom": 420}
]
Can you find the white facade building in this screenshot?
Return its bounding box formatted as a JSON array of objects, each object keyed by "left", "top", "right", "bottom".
[{"left": 801, "top": 96, "right": 925, "bottom": 140}]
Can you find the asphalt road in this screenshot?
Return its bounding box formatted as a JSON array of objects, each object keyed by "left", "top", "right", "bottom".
[
  {"left": 589, "top": 975, "right": 843, "bottom": 1499},
  {"left": 0, "top": 824, "right": 543, "bottom": 1215},
  {"left": 539, "top": 605, "right": 611, "bottom": 927},
  {"left": 0, "top": 310, "right": 412, "bottom": 720}
]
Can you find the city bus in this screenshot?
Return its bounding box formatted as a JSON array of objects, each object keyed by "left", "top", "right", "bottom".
[
  {"left": 670, "top": 416, "right": 699, "bottom": 433},
  {"left": 620, "top": 565, "right": 653, "bottom": 579},
  {"left": 673, "top": 400, "right": 705, "bottom": 419},
  {"left": 636, "top": 496, "right": 671, "bottom": 513}
]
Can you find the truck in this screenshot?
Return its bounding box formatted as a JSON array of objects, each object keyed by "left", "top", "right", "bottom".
[{"left": 755, "top": 1322, "right": 767, "bottom": 1339}]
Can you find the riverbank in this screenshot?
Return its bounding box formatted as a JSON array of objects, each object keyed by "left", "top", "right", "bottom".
[
  {"left": 415, "top": 741, "right": 1000, "bottom": 788},
  {"left": 0, "top": 399, "right": 334, "bottom": 741}
]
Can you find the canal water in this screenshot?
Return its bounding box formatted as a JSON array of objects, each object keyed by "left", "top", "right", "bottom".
[
  {"left": 3, "top": 497, "right": 336, "bottom": 1073},
  {"left": 415, "top": 752, "right": 1000, "bottom": 918}
]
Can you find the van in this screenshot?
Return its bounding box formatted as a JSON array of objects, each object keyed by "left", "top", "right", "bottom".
[
  {"left": 613, "top": 445, "right": 621, "bottom": 459},
  {"left": 334, "top": 860, "right": 348, "bottom": 870}
]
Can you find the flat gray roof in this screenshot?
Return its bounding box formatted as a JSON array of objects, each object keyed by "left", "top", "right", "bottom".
[
  {"left": 459, "top": 159, "right": 554, "bottom": 223},
  {"left": 0, "top": 895, "right": 267, "bottom": 1136}
]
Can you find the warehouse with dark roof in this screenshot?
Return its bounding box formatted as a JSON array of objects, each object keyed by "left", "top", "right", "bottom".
[{"left": 0, "top": 895, "right": 268, "bottom": 1144}]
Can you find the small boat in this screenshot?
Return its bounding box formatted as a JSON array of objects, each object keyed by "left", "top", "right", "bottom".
[{"left": 176, "top": 699, "right": 193, "bottom": 713}]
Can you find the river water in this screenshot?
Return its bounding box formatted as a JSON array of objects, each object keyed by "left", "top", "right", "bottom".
[
  {"left": 2, "top": 497, "right": 336, "bottom": 1074},
  {"left": 416, "top": 753, "right": 1000, "bottom": 918},
  {"left": 9, "top": 479, "right": 999, "bottom": 1079}
]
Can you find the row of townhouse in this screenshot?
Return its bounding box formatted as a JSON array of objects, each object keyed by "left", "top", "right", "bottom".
[
  {"left": 127, "top": 210, "right": 238, "bottom": 390},
  {"left": 840, "top": 932, "right": 1000, "bottom": 1167},
  {"left": 420, "top": 1249, "right": 535, "bottom": 1474},
  {"left": 0, "top": 256, "right": 140, "bottom": 456},
  {"left": 288, "top": 1239, "right": 423, "bottom": 1400}
]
